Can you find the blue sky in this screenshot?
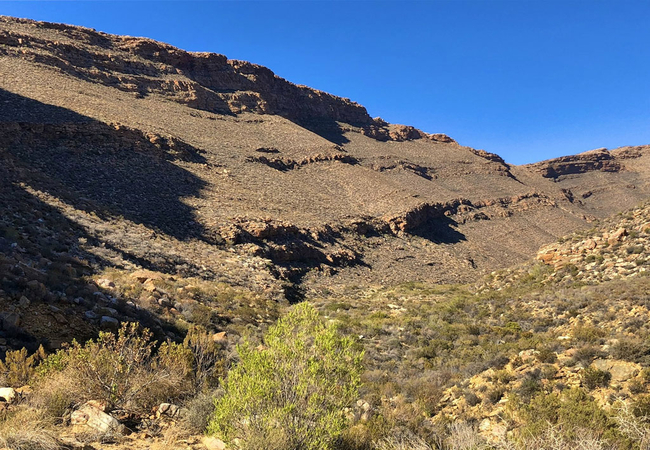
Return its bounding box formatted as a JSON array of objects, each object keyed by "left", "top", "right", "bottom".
[{"left": 1, "top": 1, "right": 648, "bottom": 164}]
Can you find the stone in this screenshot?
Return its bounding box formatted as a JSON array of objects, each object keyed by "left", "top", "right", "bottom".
[
  {"left": 592, "top": 359, "right": 640, "bottom": 382},
  {"left": 130, "top": 270, "right": 164, "bottom": 283},
  {"left": 71, "top": 401, "right": 124, "bottom": 434},
  {"left": 0, "top": 312, "right": 21, "bottom": 329},
  {"left": 94, "top": 306, "right": 118, "bottom": 316},
  {"left": 100, "top": 316, "right": 119, "bottom": 331},
  {"left": 479, "top": 418, "right": 507, "bottom": 442},
  {"left": 155, "top": 402, "right": 187, "bottom": 419},
  {"left": 26, "top": 280, "right": 47, "bottom": 300},
  {"left": 212, "top": 331, "right": 227, "bottom": 343},
  {"left": 608, "top": 227, "right": 627, "bottom": 245},
  {"left": 84, "top": 310, "right": 99, "bottom": 320},
  {"left": 18, "top": 296, "right": 30, "bottom": 309},
  {"left": 388, "top": 124, "right": 423, "bottom": 141},
  {"left": 0, "top": 387, "right": 16, "bottom": 403},
  {"left": 97, "top": 278, "right": 116, "bottom": 289},
  {"left": 53, "top": 313, "right": 68, "bottom": 324},
  {"left": 202, "top": 436, "right": 226, "bottom": 450},
  {"left": 143, "top": 279, "right": 157, "bottom": 292}
]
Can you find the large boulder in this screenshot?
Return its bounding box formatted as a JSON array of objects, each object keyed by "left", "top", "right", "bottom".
[
  {"left": 71, "top": 401, "right": 125, "bottom": 435},
  {"left": 592, "top": 359, "right": 641, "bottom": 382},
  {"left": 0, "top": 387, "right": 16, "bottom": 403}
]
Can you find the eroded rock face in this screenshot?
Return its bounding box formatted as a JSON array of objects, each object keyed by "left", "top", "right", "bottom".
[
  {"left": 0, "top": 17, "right": 373, "bottom": 126},
  {"left": 526, "top": 148, "right": 623, "bottom": 179}
]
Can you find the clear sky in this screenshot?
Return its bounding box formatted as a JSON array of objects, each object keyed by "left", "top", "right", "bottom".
[{"left": 2, "top": 1, "right": 649, "bottom": 164}]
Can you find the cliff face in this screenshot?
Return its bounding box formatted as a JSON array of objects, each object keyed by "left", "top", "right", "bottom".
[
  {"left": 0, "top": 15, "right": 649, "bottom": 296},
  {"left": 525, "top": 148, "right": 623, "bottom": 178},
  {"left": 0, "top": 16, "right": 373, "bottom": 124}
]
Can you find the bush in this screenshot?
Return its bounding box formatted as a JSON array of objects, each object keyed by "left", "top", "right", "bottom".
[
  {"left": 0, "top": 408, "right": 61, "bottom": 450},
  {"left": 36, "top": 322, "right": 194, "bottom": 415},
  {"left": 514, "top": 388, "right": 618, "bottom": 443},
  {"left": 207, "top": 302, "right": 364, "bottom": 450},
  {"left": 582, "top": 368, "right": 611, "bottom": 390},
  {"left": 182, "top": 325, "right": 224, "bottom": 392},
  {"left": 0, "top": 346, "right": 45, "bottom": 387},
  {"left": 536, "top": 346, "right": 558, "bottom": 364}
]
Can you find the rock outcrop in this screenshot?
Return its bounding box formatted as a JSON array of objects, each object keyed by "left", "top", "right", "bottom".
[
  {"left": 526, "top": 147, "right": 623, "bottom": 179},
  {"left": 0, "top": 16, "right": 373, "bottom": 126}
]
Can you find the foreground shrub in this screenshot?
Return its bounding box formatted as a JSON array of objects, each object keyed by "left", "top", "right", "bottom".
[
  {"left": 35, "top": 322, "right": 195, "bottom": 415},
  {"left": 515, "top": 424, "right": 615, "bottom": 450},
  {"left": 207, "top": 302, "right": 364, "bottom": 450}
]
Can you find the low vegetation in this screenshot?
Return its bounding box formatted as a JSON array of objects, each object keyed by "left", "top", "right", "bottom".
[{"left": 5, "top": 207, "right": 650, "bottom": 449}]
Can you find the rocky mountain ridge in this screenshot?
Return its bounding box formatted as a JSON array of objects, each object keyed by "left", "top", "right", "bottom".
[{"left": 0, "top": 14, "right": 649, "bottom": 297}]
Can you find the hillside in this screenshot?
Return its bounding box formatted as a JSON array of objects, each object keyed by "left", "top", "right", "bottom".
[
  {"left": 2, "top": 14, "right": 650, "bottom": 450},
  {"left": 1, "top": 16, "right": 649, "bottom": 300}
]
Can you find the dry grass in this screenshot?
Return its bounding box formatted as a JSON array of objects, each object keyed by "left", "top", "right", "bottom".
[
  {"left": 0, "top": 408, "right": 62, "bottom": 450},
  {"left": 374, "top": 433, "right": 436, "bottom": 450}
]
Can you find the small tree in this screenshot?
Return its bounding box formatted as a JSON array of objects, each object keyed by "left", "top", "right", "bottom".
[{"left": 207, "top": 302, "right": 364, "bottom": 450}]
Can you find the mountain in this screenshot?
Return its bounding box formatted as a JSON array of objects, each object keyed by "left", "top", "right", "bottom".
[
  {"left": 3, "top": 15, "right": 650, "bottom": 450},
  {"left": 1, "top": 16, "right": 649, "bottom": 301}
]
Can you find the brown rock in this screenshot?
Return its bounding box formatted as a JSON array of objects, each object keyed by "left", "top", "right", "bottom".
[
  {"left": 212, "top": 331, "right": 227, "bottom": 343},
  {"left": 592, "top": 359, "right": 640, "bottom": 382},
  {"left": 388, "top": 125, "right": 423, "bottom": 141},
  {"left": 202, "top": 436, "right": 226, "bottom": 450},
  {"left": 608, "top": 227, "right": 627, "bottom": 245},
  {"left": 130, "top": 270, "right": 165, "bottom": 283}
]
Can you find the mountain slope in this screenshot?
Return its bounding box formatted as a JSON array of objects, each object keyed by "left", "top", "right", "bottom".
[{"left": 0, "top": 15, "right": 648, "bottom": 298}]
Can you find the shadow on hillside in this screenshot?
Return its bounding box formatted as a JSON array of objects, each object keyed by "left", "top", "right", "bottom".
[
  {"left": 409, "top": 216, "right": 466, "bottom": 244},
  {"left": 294, "top": 118, "right": 351, "bottom": 145},
  {"left": 0, "top": 161, "right": 185, "bottom": 358},
  {"left": 0, "top": 89, "right": 210, "bottom": 243}
]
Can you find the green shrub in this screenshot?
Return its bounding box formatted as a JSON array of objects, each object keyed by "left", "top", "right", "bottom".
[
  {"left": 484, "top": 387, "right": 506, "bottom": 405},
  {"left": 535, "top": 347, "right": 557, "bottom": 364},
  {"left": 626, "top": 245, "right": 644, "bottom": 255},
  {"left": 207, "top": 302, "right": 364, "bottom": 450},
  {"left": 611, "top": 339, "right": 650, "bottom": 364},
  {"left": 517, "top": 376, "right": 542, "bottom": 403},
  {"left": 582, "top": 367, "right": 611, "bottom": 390},
  {"left": 515, "top": 389, "right": 616, "bottom": 442},
  {"left": 0, "top": 346, "right": 45, "bottom": 387},
  {"left": 573, "top": 325, "right": 607, "bottom": 344}
]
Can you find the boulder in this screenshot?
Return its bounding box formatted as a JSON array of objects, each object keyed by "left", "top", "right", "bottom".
[
  {"left": 18, "top": 296, "right": 30, "bottom": 309},
  {"left": 130, "top": 270, "right": 165, "bottom": 283},
  {"left": 608, "top": 227, "right": 627, "bottom": 245},
  {"left": 212, "top": 331, "right": 227, "bottom": 343},
  {"left": 202, "top": 436, "right": 226, "bottom": 450},
  {"left": 0, "top": 387, "right": 16, "bottom": 403},
  {"left": 71, "top": 401, "right": 124, "bottom": 435},
  {"left": 592, "top": 359, "right": 640, "bottom": 382},
  {"left": 0, "top": 312, "right": 21, "bottom": 329},
  {"left": 100, "top": 316, "right": 119, "bottom": 331},
  {"left": 155, "top": 402, "right": 187, "bottom": 419},
  {"left": 388, "top": 124, "right": 423, "bottom": 141},
  {"left": 97, "top": 278, "right": 116, "bottom": 289}
]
